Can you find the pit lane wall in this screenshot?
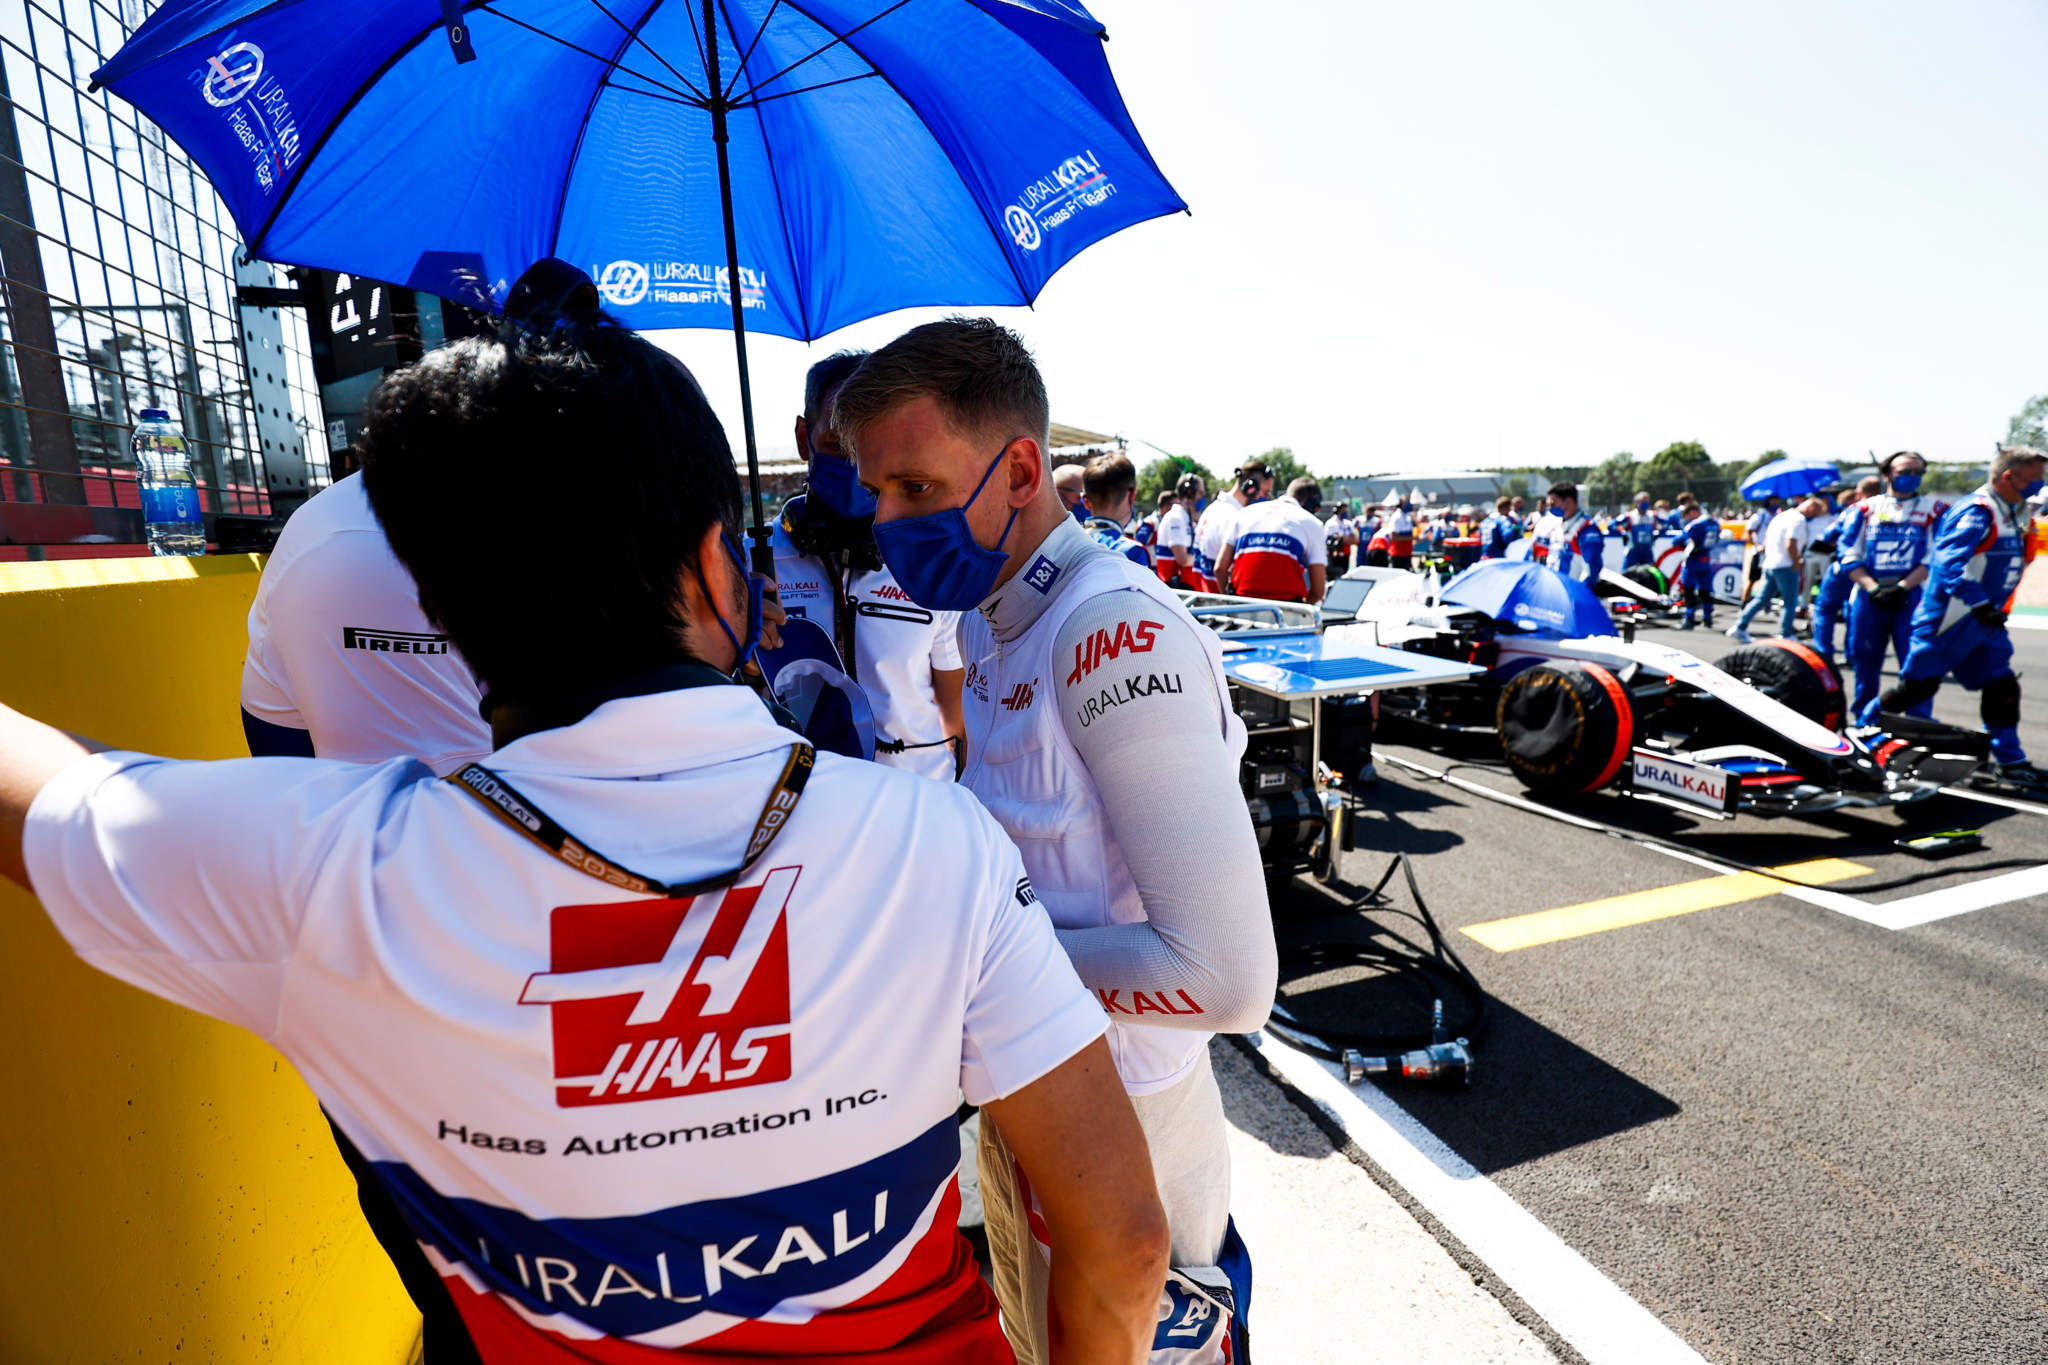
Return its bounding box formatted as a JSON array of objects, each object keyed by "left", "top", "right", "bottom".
[{"left": 0, "top": 556, "right": 418, "bottom": 1364}]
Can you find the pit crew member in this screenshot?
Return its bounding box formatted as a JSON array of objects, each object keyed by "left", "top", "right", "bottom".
[
  {"left": 1835, "top": 460, "right": 1944, "bottom": 715},
  {"left": 1384, "top": 497, "right": 1416, "bottom": 569},
  {"left": 838, "top": 318, "right": 1276, "bottom": 1365},
  {"left": 1196, "top": 459, "right": 1270, "bottom": 581},
  {"left": 1479, "top": 496, "right": 1520, "bottom": 558},
  {"left": 1531, "top": 480, "right": 1604, "bottom": 581},
  {"left": 1617, "top": 491, "right": 1660, "bottom": 570},
  {"left": 1080, "top": 451, "right": 1154, "bottom": 570},
  {"left": 1054, "top": 460, "right": 1088, "bottom": 521},
  {"left": 772, "top": 350, "right": 965, "bottom": 781},
  {"left": 3, "top": 322, "right": 1170, "bottom": 1363},
  {"left": 1812, "top": 477, "right": 1882, "bottom": 663},
  {"left": 1214, "top": 476, "right": 1330, "bottom": 604},
  {"left": 1157, "top": 472, "right": 1209, "bottom": 590},
  {"left": 1135, "top": 488, "right": 1174, "bottom": 571},
  {"left": 1324, "top": 500, "right": 1359, "bottom": 575},
  {"left": 1863, "top": 445, "right": 2046, "bottom": 778},
  {"left": 1676, "top": 501, "right": 1722, "bottom": 630}
]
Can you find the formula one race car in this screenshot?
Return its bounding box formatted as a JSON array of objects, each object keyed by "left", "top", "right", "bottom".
[{"left": 1322, "top": 566, "right": 1990, "bottom": 817}]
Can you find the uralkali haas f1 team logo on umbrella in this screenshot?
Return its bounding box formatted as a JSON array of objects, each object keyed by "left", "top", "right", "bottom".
[
  {"left": 93, "top": 0, "right": 1184, "bottom": 577},
  {"left": 92, "top": 0, "right": 1185, "bottom": 342}
]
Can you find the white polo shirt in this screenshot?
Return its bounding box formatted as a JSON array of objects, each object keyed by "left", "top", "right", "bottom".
[
  {"left": 1761, "top": 508, "right": 1811, "bottom": 571},
  {"left": 25, "top": 685, "right": 1100, "bottom": 1362},
  {"left": 770, "top": 505, "right": 962, "bottom": 782},
  {"left": 1158, "top": 503, "right": 1197, "bottom": 568},
  {"left": 1195, "top": 497, "right": 1247, "bottom": 571},
  {"left": 240, "top": 474, "right": 488, "bottom": 775}
]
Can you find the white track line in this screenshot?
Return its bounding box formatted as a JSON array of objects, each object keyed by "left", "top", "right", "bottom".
[
  {"left": 1945, "top": 785, "right": 2048, "bottom": 818},
  {"left": 1378, "top": 751, "right": 2046, "bottom": 929},
  {"left": 2005, "top": 613, "right": 2048, "bottom": 632},
  {"left": 1250, "top": 1034, "right": 1710, "bottom": 1365}
]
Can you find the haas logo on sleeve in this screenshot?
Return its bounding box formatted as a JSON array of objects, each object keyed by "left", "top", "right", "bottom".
[{"left": 520, "top": 868, "right": 799, "bottom": 1108}]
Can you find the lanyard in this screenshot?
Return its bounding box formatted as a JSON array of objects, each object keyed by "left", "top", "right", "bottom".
[{"left": 446, "top": 742, "right": 814, "bottom": 898}]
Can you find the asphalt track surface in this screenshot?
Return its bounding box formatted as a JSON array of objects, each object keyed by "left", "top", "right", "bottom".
[{"left": 1260, "top": 616, "right": 2048, "bottom": 1364}]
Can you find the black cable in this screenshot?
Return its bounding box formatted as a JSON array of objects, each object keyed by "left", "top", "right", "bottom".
[{"left": 1266, "top": 853, "right": 1488, "bottom": 1060}]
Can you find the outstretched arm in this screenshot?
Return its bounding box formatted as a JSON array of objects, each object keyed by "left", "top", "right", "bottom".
[
  {"left": 0, "top": 703, "right": 103, "bottom": 889},
  {"left": 1050, "top": 594, "right": 1276, "bottom": 1032}
]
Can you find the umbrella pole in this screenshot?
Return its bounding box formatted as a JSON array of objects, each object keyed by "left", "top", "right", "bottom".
[{"left": 704, "top": 1, "right": 774, "bottom": 579}]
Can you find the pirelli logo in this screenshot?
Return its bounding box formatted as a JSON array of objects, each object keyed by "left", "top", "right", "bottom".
[{"left": 343, "top": 626, "right": 451, "bottom": 655}]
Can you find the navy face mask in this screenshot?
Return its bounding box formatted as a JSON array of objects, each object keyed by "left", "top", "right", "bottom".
[
  {"left": 693, "top": 532, "right": 764, "bottom": 680},
  {"left": 807, "top": 448, "right": 877, "bottom": 520},
  {"left": 1889, "top": 471, "right": 1923, "bottom": 496},
  {"left": 872, "top": 443, "right": 1021, "bottom": 611}
]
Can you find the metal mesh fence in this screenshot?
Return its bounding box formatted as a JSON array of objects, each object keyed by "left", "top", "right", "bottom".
[{"left": 0, "top": 0, "right": 326, "bottom": 550}]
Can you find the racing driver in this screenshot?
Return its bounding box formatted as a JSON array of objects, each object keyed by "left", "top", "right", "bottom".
[
  {"left": 835, "top": 317, "right": 1277, "bottom": 1364},
  {"left": 1862, "top": 444, "right": 2045, "bottom": 781},
  {"left": 1532, "top": 479, "right": 1605, "bottom": 582}
]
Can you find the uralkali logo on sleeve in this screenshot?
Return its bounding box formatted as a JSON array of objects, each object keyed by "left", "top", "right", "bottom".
[
  {"left": 519, "top": 868, "right": 798, "bottom": 1107},
  {"left": 1629, "top": 749, "right": 1733, "bottom": 813}
]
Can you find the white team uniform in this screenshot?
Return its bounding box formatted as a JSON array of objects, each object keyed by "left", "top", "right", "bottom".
[
  {"left": 1194, "top": 497, "right": 1246, "bottom": 575},
  {"left": 958, "top": 516, "right": 1262, "bottom": 1365},
  {"left": 1158, "top": 503, "right": 1199, "bottom": 579},
  {"left": 240, "top": 473, "right": 488, "bottom": 774},
  {"left": 1220, "top": 496, "right": 1328, "bottom": 601},
  {"left": 769, "top": 506, "right": 962, "bottom": 781},
  {"left": 25, "top": 684, "right": 1102, "bottom": 1364}
]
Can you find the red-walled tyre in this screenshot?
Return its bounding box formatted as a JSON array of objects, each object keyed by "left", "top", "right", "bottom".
[
  {"left": 1497, "top": 661, "right": 1636, "bottom": 795},
  {"left": 1718, "top": 639, "right": 1845, "bottom": 731}
]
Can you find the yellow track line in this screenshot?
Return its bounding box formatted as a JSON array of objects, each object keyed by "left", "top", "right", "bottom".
[{"left": 1462, "top": 858, "right": 1874, "bottom": 952}]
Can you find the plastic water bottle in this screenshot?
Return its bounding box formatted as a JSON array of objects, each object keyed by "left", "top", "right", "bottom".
[{"left": 132, "top": 407, "right": 204, "bottom": 556}]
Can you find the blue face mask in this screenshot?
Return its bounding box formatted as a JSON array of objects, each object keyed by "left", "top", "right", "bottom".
[
  {"left": 2025, "top": 476, "right": 2046, "bottom": 500},
  {"left": 872, "top": 443, "right": 1021, "bottom": 611},
  {"left": 807, "top": 449, "right": 876, "bottom": 520},
  {"left": 1889, "top": 472, "right": 1922, "bottom": 496},
  {"left": 694, "top": 532, "right": 764, "bottom": 680}
]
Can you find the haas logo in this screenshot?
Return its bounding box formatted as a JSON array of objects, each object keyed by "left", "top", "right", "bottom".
[
  {"left": 1066, "top": 619, "right": 1163, "bottom": 685},
  {"left": 999, "top": 678, "right": 1039, "bottom": 711},
  {"left": 519, "top": 868, "right": 799, "bottom": 1107}
]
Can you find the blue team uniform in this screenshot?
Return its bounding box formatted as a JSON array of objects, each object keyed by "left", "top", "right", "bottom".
[
  {"left": 1617, "top": 507, "right": 1660, "bottom": 570},
  {"left": 1861, "top": 486, "right": 2035, "bottom": 762},
  {"left": 1678, "top": 515, "right": 1721, "bottom": 626},
  {"left": 1084, "top": 516, "right": 1152, "bottom": 570},
  {"left": 1833, "top": 494, "right": 1943, "bottom": 716},
  {"left": 1536, "top": 511, "right": 1605, "bottom": 581},
  {"left": 1480, "top": 512, "right": 1518, "bottom": 558},
  {"left": 1810, "top": 504, "right": 1864, "bottom": 663}
]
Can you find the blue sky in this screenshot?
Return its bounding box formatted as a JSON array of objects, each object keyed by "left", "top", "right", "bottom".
[{"left": 656, "top": 0, "right": 2048, "bottom": 478}]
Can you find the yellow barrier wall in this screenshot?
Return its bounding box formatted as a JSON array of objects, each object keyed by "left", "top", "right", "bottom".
[{"left": 0, "top": 556, "right": 419, "bottom": 1364}]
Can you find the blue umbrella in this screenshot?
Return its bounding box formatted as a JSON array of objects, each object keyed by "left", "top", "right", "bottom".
[
  {"left": 1740, "top": 457, "right": 1839, "bottom": 502},
  {"left": 90, "top": 0, "right": 1184, "bottom": 566},
  {"left": 1440, "top": 558, "right": 1616, "bottom": 637}
]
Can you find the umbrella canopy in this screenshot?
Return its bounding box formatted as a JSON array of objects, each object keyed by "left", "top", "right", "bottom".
[
  {"left": 1740, "top": 458, "right": 1839, "bottom": 502},
  {"left": 92, "top": 0, "right": 1184, "bottom": 339},
  {"left": 1440, "top": 558, "right": 1615, "bottom": 637}
]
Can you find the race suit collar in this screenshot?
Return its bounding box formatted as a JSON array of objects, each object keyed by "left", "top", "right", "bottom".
[{"left": 978, "top": 514, "right": 1105, "bottom": 644}]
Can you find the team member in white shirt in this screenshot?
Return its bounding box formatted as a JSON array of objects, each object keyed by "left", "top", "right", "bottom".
[
  {"left": 2, "top": 321, "right": 1169, "bottom": 1365},
  {"left": 240, "top": 472, "right": 490, "bottom": 772},
  {"left": 1195, "top": 460, "right": 1270, "bottom": 583},
  {"left": 1729, "top": 496, "right": 1825, "bottom": 642},
  {"left": 1213, "top": 477, "right": 1330, "bottom": 604},
  {"left": 771, "top": 351, "right": 964, "bottom": 781},
  {"left": 837, "top": 318, "right": 1276, "bottom": 1365},
  {"left": 1323, "top": 502, "right": 1359, "bottom": 575},
  {"left": 1156, "top": 472, "right": 1207, "bottom": 589}
]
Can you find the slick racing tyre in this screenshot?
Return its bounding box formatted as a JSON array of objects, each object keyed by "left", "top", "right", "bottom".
[
  {"left": 1624, "top": 563, "right": 1669, "bottom": 595},
  {"left": 1717, "top": 638, "right": 1845, "bottom": 731},
  {"left": 1497, "top": 661, "right": 1636, "bottom": 795}
]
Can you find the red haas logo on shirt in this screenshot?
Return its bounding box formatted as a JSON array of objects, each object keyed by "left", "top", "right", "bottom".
[
  {"left": 1065, "top": 619, "right": 1163, "bottom": 686},
  {"left": 520, "top": 868, "right": 799, "bottom": 1108}
]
